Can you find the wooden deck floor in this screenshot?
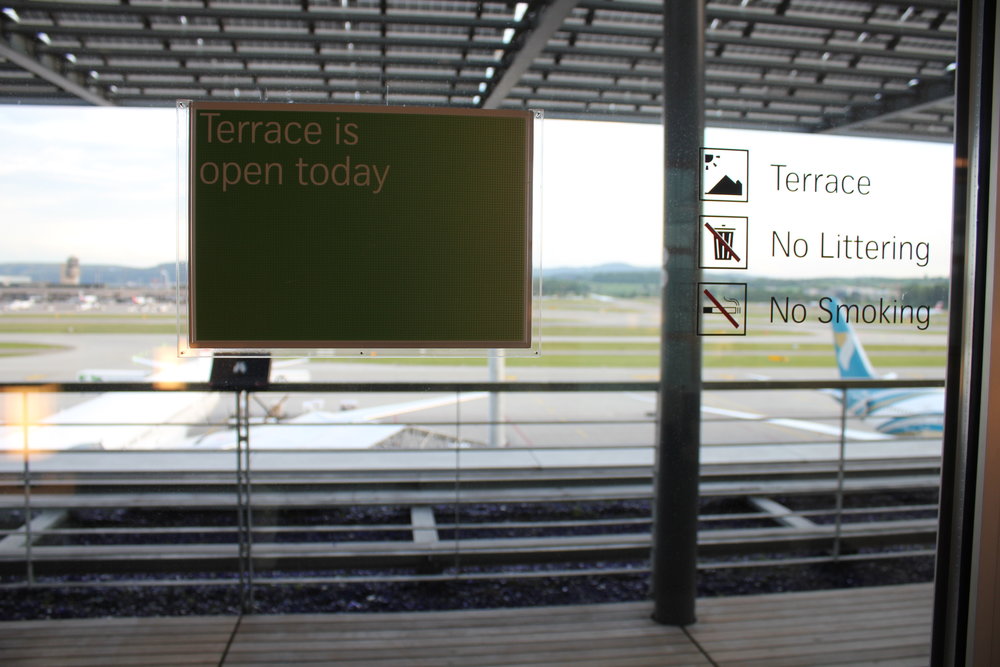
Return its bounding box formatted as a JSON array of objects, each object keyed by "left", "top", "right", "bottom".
[{"left": 0, "top": 583, "right": 932, "bottom": 666}]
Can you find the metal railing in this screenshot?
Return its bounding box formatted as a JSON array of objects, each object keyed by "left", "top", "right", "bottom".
[{"left": 0, "top": 378, "right": 944, "bottom": 611}]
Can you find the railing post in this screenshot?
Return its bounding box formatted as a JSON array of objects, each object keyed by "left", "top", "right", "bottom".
[
  {"left": 234, "top": 389, "right": 254, "bottom": 612},
  {"left": 21, "top": 391, "right": 34, "bottom": 586},
  {"left": 652, "top": 0, "right": 704, "bottom": 626},
  {"left": 488, "top": 354, "right": 506, "bottom": 447},
  {"left": 833, "top": 387, "right": 848, "bottom": 560},
  {"left": 453, "top": 389, "right": 463, "bottom": 574}
]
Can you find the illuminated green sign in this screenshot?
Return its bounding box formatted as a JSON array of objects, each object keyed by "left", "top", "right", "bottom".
[{"left": 187, "top": 102, "right": 533, "bottom": 349}]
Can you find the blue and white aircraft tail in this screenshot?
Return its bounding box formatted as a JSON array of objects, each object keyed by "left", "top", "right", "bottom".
[{"left": 829, "top": 300, "right": 943, "bottom": 436}]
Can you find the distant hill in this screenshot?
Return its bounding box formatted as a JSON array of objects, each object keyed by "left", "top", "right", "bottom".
[
  {"left": 539, "top": 264, "right": 660, "bottom": 298},
  {"left": 1, "top": 261, "right": 949, "bottom": 307},
  {"left": 3, "top": 261, "right": 652, "bottom": 289},
  {"left": 542, "top": 263, "right": 656, "bottom": 278},
  {"left": 537, "top": 266, "right": 949, "bottom": 305},
  {"left": 0, "top": 262, "right": 185, "bottom": 287}
]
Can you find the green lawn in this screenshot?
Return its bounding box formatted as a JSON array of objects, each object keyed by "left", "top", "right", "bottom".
[
  {"left": 0, "top": 322, "right": 177, "bottom": 334},
  {"left": 316, "top": 352, "right": 945, "bottom": 368},
  {"left": 0, "top": 314, "right": 179, "bottom": 334},
  {"left": 0, "top": 342, "right": 69, "bottom": 357}
]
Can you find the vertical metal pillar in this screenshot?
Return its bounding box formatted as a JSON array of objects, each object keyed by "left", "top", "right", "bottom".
[
  {"left": 651, "top": 0, "right": 704, "bottom": 626},
  {"left": 932, "top": 0, "right": 998, "bottom": 662},
  {"left": 488, "top": 353, "right": 506, "bottom": 447}
]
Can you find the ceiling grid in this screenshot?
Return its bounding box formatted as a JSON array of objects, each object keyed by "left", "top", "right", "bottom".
[{"left": 0, "top": 0, "right": 957, "bottom": 139}]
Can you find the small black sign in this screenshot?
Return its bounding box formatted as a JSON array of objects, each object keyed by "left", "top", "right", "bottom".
[{"left": 210, "top": 356, "right": 272, "bottom": 390}]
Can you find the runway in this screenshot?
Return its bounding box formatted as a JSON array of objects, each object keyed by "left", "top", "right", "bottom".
[{"left": 0, "top": 297, "right": 945, "bottom": 454}]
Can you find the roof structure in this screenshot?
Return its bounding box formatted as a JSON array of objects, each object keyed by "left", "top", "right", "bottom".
[{"left": 0, "top": 0, "right": 957, "bottom": 141}]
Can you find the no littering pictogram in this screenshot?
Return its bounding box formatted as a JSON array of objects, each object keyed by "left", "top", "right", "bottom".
[
  {"left": 700, "top": 216, "right": 748, "bottom": 270},
  {"left": 701, "top": 148, "right": 749, "bottom": 202}
]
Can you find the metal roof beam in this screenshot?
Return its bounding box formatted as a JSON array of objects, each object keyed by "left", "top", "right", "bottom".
[
  {"left": 580, "top": 0, "right": 957, "bottom": 17},
  {"left": 0, "top": 0, "right": 520, "bottom": 31},
  {"left": 816, "top": 77, "right": 954, "bottom": 134},
  {"left": 3, "top": 24, "right": 509, "bottom": 52},
  {"left": 543, "top": 42, "right": 950, "bottom": 83},
  {"left": 0, "top": 33, "right": 112, "bottom": 105},
  {"left": 704, "top": 6, "right": 957, "bottom": 41},
  {"left": 483, "top": 0, "right": 579, "bottom": 109},
  {"left": 58, "top": 49, "right": 497, "bottom": 69},
  {"left": 560, "top": 22, "right": 954, "bottom": 63}
]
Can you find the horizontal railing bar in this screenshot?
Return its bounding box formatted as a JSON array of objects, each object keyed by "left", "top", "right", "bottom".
[
  {"left": 28, "top": 525, "right": 414, "bottom": 536},
  {"left": 0, "top": 475, "right": 932, "bottom": 493},
  {"left": 0, "top": 530, "right": 934, "bottom": 565},
  {"left": 0, "top": 546, "right": 936, "bottom": 590},
  {"left": 0, "top": 478, "right": 941, "bottom": 509},
  {"left": 15, "top": 503, "right": 939, "bottom": 543},
  {"left": 8, "top": 503, "right": 940, "bottom": 540},
  {"left": 0, "top": 504, "right": 938, "bottom": 537},
  {"left": 0, "top": 521, "right": 936, "bottom": 567},
  {"left": 0, "top": 568, "right": 652, "bottom": 589},
  {"left": 0, "top": 379, "right": 945, "bottom": 393},
  {"left": 0, "top": 418, "right": 944, "bottom": 430},
  {"left": 0, "top": 419, "right": 657, "bottom": 428},
  {"left": 0, "top": 472, "right": 938, "bottom": 493},
  {"left": 0, "top": 547, "right": 937, "bottom": 589},
  {"left": 0, "top": 448, "right": 941, "bottom": 462},
  {"left": 698, "top": 548, "right": 938, "bottom": 570}
]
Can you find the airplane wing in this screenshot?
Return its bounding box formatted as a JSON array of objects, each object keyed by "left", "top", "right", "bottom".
[
  {"left": 187, "top": 392, "right": 489, "bottom": 450},
  {"left": 699, "top": 404, "right": 893, "bottom": 441},
  {"left": 625, "top": 393, "right": 942, "bottom": 466},
  {"left": 1, "top": 357, "right": 218, "bottom": 453},
  {"left": 310, "top": 392, "right": 490, "bottom": 424},
  {"left": 189, "top": 418, "right": 407, "bottom": 450}
]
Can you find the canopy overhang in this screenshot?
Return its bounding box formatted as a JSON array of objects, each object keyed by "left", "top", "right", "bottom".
[{"left": 0, "top": 0, "right": 956, "bottom": 141}]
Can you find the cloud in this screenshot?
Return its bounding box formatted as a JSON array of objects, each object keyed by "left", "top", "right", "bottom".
[{"left": 0, "top": 106, "right": 176, "bottom": 266}]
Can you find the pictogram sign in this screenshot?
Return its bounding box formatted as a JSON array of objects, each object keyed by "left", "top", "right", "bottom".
[
  {"left": 700, "top": 216, "right": 748, "bottom": 270},
  {"left": 698, "top": 282, "right": 748, "bottom": 336},
  {"left": 701, "top": 148, "right": 749, "bottom": 202}
]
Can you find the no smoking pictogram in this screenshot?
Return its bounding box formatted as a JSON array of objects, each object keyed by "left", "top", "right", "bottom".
[{"left": 698, "top": 282, "right": 747, "bottom": 336}]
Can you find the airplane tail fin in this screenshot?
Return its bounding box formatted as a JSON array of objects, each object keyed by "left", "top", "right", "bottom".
[
  {"left": 829, "top": 299, "right": 878, "bottom": 380},
  {"left": 827, "top": 298, "right": 879, "bottom": 415}
]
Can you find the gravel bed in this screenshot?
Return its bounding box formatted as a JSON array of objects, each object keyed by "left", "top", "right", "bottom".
[
  {"left": 0, "top": 556, "right": 934, "bottom": 620},
  {"left": 0, "top": 497, "right": 936, "bottom": 620}
]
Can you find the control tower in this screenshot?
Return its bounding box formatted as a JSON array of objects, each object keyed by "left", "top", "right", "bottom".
[{"left": 60, "top": 256, "right": 80, "bottom": 285}]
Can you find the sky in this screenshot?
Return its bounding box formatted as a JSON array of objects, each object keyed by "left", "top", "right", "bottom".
[
  {"left": 0, "top": 105, "right": 954, "bottom": 278},
  {"left": 0, "top": 105, "right": 177, "bottom": 266}
]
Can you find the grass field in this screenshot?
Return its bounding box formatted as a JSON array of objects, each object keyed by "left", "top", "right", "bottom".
[
  {"left": 0, "top": 313, "right": 179, "bottom": 335},
  {"left": 317, "top": 352, "right": 944, "bottom": 368},
  {"left": 0, "top": 342, "right": 69, "bottom": 357},
  {"left": 0, "top": 298, "right": 948, "bottom": 371}
]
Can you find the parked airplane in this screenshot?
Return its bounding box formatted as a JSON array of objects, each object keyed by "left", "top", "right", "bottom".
[{"left": 829, "top": 300, "right": 944, "bottom": 436}]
